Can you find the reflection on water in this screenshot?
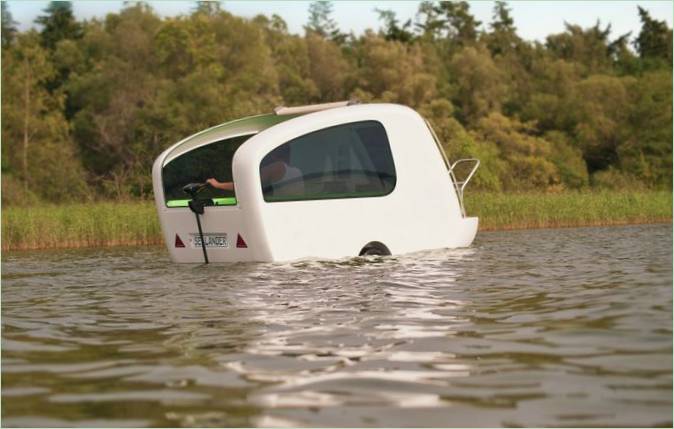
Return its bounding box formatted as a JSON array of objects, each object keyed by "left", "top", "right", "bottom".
[{"left": 2, "top": 224, "right": 672, "bottom": 427}]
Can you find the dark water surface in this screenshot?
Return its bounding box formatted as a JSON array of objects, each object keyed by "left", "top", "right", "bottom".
[{"left": 2, "top": 224, "right": 672, "bottom": 427}]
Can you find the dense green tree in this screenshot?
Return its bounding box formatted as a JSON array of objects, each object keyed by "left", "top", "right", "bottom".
[
  {"left": 475, "top": 112, "right": 561, "bottom": 190},
  {"left": 68, "top": 3, "right": 164, "bottom": 195},
  {"left": 573, "top": 74, "right": 634, "bottom": 172},
  {"left": 634, "top": 6, "right": 672, "bottom": 63},
  {"left": 258, "top": 15, "right": 319, "bottom": 104},
  {"left": 414, "top": 0, "right": 443, "bottom": 42},
  {"left": 1, "top": 31, "right": 88, "bottom": 202},
  {"left": 546, "top": 22, "right": 615, "bottom": 75},
  {"left": 618, "top": 70, "right": 672, "bottom": 187},
  {"left": 69, "top": 3, "right": 282, "bottom": 197},
  {"left": 483, "top": 1, "right": 532, "bottom": 116},
  {"left": 449, "top": 45, "right": 507, "bottom": 125},
  {"left": 35, "top": 1, "right": 82, "bottom": 50},
  {"left": 306, "top": 1, "right": 345, "bottom": 44},
  {"left": 544, "top": 131, "right": 589, "bottom": 189},
  {"left": 354, "top": 32, "right": 436, "bottom": 107},
  {"left": 608, "top": 32, "right": 640, "bottom": 75},
  {"left": 0, "top": 2, "right": 672, "bottom": 203},
  {"left": 34, "top": 0, "right": 86, "bottom": 122},
  {"left": 435, "top": 1, "right": 481, "bottom": 46},
  {"left": 1, "top": 1, "right": 17, "bottom": 47},
  {"left": 485, "top": 1, "right": 519, "bottom": 56},
  {"left": 415, "top": 1, "right": 444, "bottom": 41},
  {"left": 351, "top": 33, "right": 437, "bottom": 107},
  {"left": 376, "top": 9, "right": 414, "bottom": 44},
  {"left": 305, "top": 31, "right": 349, "bottom": 101},
  {"left": 490, "top": 1, "right": 515, "bottom": 36},
  {"left": 521, "top": 57, "right": 581, "bottom": 132}
]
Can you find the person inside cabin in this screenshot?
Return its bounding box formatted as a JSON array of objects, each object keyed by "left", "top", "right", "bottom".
[{"left": 206, "top": 144, "right": 304, "bottom": 197}]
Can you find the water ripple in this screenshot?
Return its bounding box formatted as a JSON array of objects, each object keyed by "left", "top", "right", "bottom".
[{"left": 2, "top": 224, "right": 671, "bottom": 427}]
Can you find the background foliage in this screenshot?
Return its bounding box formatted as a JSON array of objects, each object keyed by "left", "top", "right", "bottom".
[{"left": 1, "top": 1, "right": 672, "bottom": 205}]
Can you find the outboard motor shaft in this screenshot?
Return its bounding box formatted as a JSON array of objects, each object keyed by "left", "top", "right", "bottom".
[{"left": 183, "top": 183, "right": 210, "bottom": 264}]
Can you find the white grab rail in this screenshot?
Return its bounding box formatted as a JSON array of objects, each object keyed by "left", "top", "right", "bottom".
[
  {"left": 273, "top": 100, "right": 359, "bottom": 115},
  {"left": 449, "top": 159, "right": 480, "bottom": 217}
]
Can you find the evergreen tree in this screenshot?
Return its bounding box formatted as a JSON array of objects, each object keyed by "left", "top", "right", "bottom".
[
  {"left": 487, "top": 1, "right": 519, "bottom": 56},
  {"left": 306, "top": 1, "right": 345, "bottom": 44},
  {"left": 490, "top": 1, "right": 515, "bottom": 34},
  {"left": 1, "top": 1, "right": 17, "bottom": 48},
  {"left": 34, "top": 0, "right": 84, "bottom": 106},
  {"left": 608, "top": 32, "right": 639, "bottom": 75},
  {"left": 376, "top": 9, "right": 414, "bottom": 44},
  {"left": 35, "top": 1, "right": 82, "bottom": 50},
  {"left": 193, "top": 1, "right": 222, "bottom": 17},
  {"left": 634, "top": 6, "right": 672, "bottom": 62},
  {"left": 414, "top": 1, "right": 444, "bottom": 40},
  {"left": 435, "top": 1, "right": 481, "bottom": 45}
]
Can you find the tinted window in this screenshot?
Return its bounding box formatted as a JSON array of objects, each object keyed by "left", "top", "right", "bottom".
[
  {"left": 162, "top": 134, "right": 252, "bottom": 207},
  {"left": 260, "top": 121, "right": 396, "bottom": 202}
]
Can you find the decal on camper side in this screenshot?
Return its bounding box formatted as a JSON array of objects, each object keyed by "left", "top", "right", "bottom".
[{"left": 190, "top": 233, "right": 229, "bottom": 248}]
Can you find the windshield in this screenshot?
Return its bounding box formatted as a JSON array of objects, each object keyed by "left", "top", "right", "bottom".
[
  {"left": 259, "top": 121, "right": 396, "bottom": 202},
  {"left": 161, "top": 134, "right": 253, "bottom": 207}
]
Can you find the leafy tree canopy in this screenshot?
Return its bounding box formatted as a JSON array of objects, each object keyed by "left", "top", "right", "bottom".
[{"left": 0, "top": 2, "right": 671, "bottom": 203}]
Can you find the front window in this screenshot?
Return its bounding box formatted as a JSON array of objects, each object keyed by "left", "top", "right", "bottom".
[
  {"left": 162, "top": 134, "right": 252, "bottom": 207},
  {"left": 260, "top": 121, "right": 396, "bottom": 202}
]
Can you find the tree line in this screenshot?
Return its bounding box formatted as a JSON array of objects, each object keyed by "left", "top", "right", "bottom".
[{"left": 1, "top": 1, "right": 671, "bottom": 205}]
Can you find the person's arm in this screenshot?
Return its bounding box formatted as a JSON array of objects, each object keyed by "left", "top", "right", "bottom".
[{"left": 206, "top": 178, "right": 234, "bottom": 191}]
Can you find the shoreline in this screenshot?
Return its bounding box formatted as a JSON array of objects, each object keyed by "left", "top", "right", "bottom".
[
  {"left": 3, "top": 191, "right": 671, "bottom": 251},
  {"left": 3, "top": 220, "right": 671, "bottom": 253},
  {"left": 478, "top": 218, "right": 672, "bottom": 232}
]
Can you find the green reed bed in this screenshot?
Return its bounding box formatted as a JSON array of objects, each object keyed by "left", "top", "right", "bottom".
[
  {"left": 2, "top": 191, "right": 671, "bottom": 250},
  {"left": 2, "top": 201, "right": 162, "bottom": 251},
  {"left": 466, "top": 190, "right": 672, "bottom": 231}
]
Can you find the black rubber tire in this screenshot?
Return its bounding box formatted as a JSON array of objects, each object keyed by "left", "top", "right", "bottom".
[{"left": 359, "top": 241, "right": 391, "bottom": 256}]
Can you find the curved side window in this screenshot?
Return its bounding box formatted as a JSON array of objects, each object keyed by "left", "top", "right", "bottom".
[
  {"left": 260, "top": 121, "right": 396, "bottom": 202},
  {"left": 162, "top": 134, "right": 253, "bottom": 207}
]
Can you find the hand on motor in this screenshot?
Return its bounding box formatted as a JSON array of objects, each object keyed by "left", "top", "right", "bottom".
[
  {"left": 206, "top": 178, "right": 221, "bottom": 188},
  {"left": 206, "top": 178, "right": 235, "bottom": 191}
]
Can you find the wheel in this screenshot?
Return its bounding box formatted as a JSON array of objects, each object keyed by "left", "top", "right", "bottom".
[{"left": 359, "top": 241, "right": 391, "bottom": 256}]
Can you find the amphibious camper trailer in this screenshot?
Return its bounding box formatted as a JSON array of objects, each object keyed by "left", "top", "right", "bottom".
[{"left": 152, "top": 102, "right": 479, "bottom": 263}]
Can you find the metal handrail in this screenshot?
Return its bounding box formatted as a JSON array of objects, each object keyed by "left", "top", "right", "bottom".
[
  {"left": 422, "top": 118, "right": 479, "bottom": 217},
  {"left": 273, "top": 100, "right": 359, "bottom": 115},
  {"left": 449, "top": 159, "right": 480, "bottom": 217}
]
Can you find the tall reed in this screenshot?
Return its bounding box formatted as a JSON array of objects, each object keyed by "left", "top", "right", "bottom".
[
  {"left": 2, "top": 202, "right": 162, "bottom": 251},
  {"left": 465, "top": 190, "right": 672, "bottom": 231},
  {"left": 2, "top": 191, "right": 671, "bottom": 251}
]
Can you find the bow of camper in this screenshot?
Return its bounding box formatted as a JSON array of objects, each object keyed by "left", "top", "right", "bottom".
[{"left": 152, "top": 102, "right": 480, "bottom": 263}]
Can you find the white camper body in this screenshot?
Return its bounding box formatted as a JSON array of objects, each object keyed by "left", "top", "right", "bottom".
[{"left": 152, "top": 103, "right": 479, "bottom": 263}]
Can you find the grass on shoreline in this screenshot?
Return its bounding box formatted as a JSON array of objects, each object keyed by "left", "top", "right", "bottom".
[
  {"left": 2, "top": 202, "right": 162, "bottom": 251},
  {"left": 2, "top": 191, "right": 672, "bottom": 251},
  {"left": 466, "top": 190, "right": 672, "bottom": 231}
]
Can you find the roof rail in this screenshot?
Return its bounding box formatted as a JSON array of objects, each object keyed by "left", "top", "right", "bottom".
[{"left": 273, "top": 100, "right": 359, "bottom": 116}]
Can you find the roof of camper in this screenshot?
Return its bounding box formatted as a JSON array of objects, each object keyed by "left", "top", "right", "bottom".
[{"left": 162, "top": 101, "right": 358, "bottom": 165}]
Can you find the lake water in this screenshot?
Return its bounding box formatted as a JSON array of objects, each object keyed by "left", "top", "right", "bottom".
[{"left": 2, "top": 224, "right": 672, "bottom": 427}]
